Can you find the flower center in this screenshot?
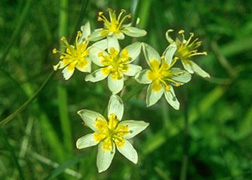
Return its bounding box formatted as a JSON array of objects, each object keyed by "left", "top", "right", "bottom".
[
  {"left": 53, "top": 31, "right": 89, "bottom": 70},
  {"left": 93, "top": 113, "right": 129, "bottom": 151},
  {"left": 99, "top": 48, "right": 130, "bottom": 79},
  {"left": 97, "top": 9, "right": 131, "bottom": 34},
  {"left": 148, "top": 59, "right": 181, "bottom": 91}
]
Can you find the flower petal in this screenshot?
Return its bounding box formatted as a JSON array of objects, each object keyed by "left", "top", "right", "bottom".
[
  {"left": 107, "top": 35, "right": 120, "bottom": 52},
  {"left": 189, "top": 60, "right": 210, "bottom": 78},
  {"left": 123, "top": 42, "right": 141, "bottom": 63},
  {"left": 91, "top": 39, "right": 108, "bottom": 50},
  {"left": 135, "top": 69, "right": 152, "bottom": 84},
  {"left": 115, "top": 32, "right": 125, "bottom": 39},
  {"left": 108, "top": 74, "right": 124, "bottom": 94},
  {"left": 116, "top": 140, "right": 138, "bottom": 164},
  {"left": 108, "top": 95, "right": 124, "bottom": 121},
  {"left": 80, "top": 21, "right": 91, "bottom": 42},
  {"left": 53, "top": 61, "right": 66, "bottom": 70},
  {"left": 62, "top": 65, "right": 75, "bottom": 80},
  {"left": 165, "top": 29, "right": 175, "bottom": 44},
  {"left": 88, "top": 28, "right": 108, "bottom": 41},
  {"left": 171, "top": 68, "right": 192, "bottom": 83},
  {"left": 142, "top": 43, "right": 161, "bottom": 67},
  {"left": 146, "top": 84, "right": 164, "bottom": 107},
  {"left": 122, "top": 26, "right": 147, "bottom": 37},
  {"left": 97, "top": 143, "right": 115, "bottom": 173},
  {"left": 76, "top": 57, "right": 91, "bottom": 72},
  {"left": 119, "top": 120, "right": 149, "bottom": 139},
  {"left": 124, "top": 64, "right": 142, "bottom": 76},
  {"left": 77, "top": 109, "right": 106, "bottom": 131},
  {"left": 164, "top": 86, "right": 180, "bottom": 110},
  {"left": 76, "top": 133, "right": 99, "bottom": 149},
  {"left": 85, "top": 68, "right": 108, "bottom": 82},
  {"left": 89, "top": 47, "right": 108, "bottom": 66},
  {"left": 163, "top": 43, "right": 177, "bottom": 65},
  {"left": 181, "top": 60, "right": 194, "bottom": 74}
]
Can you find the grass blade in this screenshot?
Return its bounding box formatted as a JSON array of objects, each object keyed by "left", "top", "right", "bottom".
[
  {"left": 0, "top": 129, "right": 25, "bottom": 180},
  {"left": 45, "top": 153, "right": 85, "bottom": 180}
]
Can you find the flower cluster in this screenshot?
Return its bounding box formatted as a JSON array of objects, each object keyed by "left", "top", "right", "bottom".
[{"left": 53, "top": 8, "right": 210, "bottom": 172}]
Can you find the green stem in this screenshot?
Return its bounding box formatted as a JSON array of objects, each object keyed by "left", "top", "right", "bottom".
[
  {"left": 58, "top": 0, "right": 72, "bottom": 157},
  {"left": 0, "top": 71, "right": 54, "bottom": 127}
]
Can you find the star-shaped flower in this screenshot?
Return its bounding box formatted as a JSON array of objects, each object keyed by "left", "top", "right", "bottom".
[
  {"left": 136, "top": 43, "right": 191, "bottom": 109},
  {"left": 76, "top": 95, "right": 149, "bottom": 173},
  {"left": 166, "top": 29, "right": 210, "bottom": 78},
  {"left": 85, "top": 38, "right": 142, "bottom": 94},
  {"left": 88, "top": 9, "right": 146, "bottom": 42},
  {"left": 53, "top": 22, "right": 94, "bottom": 80}
]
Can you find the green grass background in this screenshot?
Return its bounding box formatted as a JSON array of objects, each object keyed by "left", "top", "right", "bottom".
[{"left": 1, "top": 0, "right": 252, "bottom": 179}]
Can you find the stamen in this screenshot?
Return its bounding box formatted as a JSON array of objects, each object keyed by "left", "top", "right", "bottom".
[
  {"left": 52, "top": 48, "right": 58, "bottom": 54},
  {"left": 117, "top": 9, "right": 126, "bottom": 21},
  {"left": 60, "top": 36, "right": 71, "bottom": 47},
  {"left": 185, "top": 32, "right": 194, "bottom": 46},
  {"left": 170, "top": 57, "right": 178, "bottom": 67},
  {"left": 175, "top": 82, "right": 181, "bottom": 87},
  {"left": 60, "top": 36, "right": 66, "bottom": 41},
  {"left": 118, "top": 14, "right": 131, "bottom": 29},
  {"left": 165, "top": 85, "right": 170, "bottom": 91},
  {"left": 189, "top": 52, "right": 207, "bottom": 57},
  {"left": 107, "top": 8, "right": 113, "bottom": 22},
  {"left": 163, "top": 77, "right": 179, "bottom": 86},
  {"left": 178, "top": 30, "right": 185, "bottom": 34},
  {"left": 76, "top": 31, "right": 82, "bottom": 45}
]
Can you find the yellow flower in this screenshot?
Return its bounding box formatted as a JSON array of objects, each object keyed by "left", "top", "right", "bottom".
[
  {"left": 166, "top": 29, "right": 210, "bottom": 78},
  {"left": 89, "top": 9, "right": 147, "bottom": 41},
  {"left": 86, "top": 39, "right": 142, "bottom": 94},
  {"left": 136, "top": 43, "right": 191, "bottom": 109},
  {"left": 76, "top": 95, "right": 149, "bottom": 173},
  {"left": 53, "top": 22, "right": 92, "bottom": 80}
]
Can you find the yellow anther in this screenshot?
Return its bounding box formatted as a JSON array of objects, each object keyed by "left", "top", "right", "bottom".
[
  {"left": 175, "top": 82, "right": 181, "bottom": 87},
  {"left": 165, "top": 85, "right": 170, "bottom": 91},
  {"left": 196, "top": 41, "right": 202, "bottom": 46},
  {"left": 174, "top": 57, "right": 179, "bottom": 61},
  {"left": 98, "top": 11, "right": 103, "bottom": 16},
  {"left": 115, "top": 21, "right": 119, "bottom": 25},
  {"left": 110, "top": 47, "right": 116, "bottom": 54},
  {"left": 121, "top": 49, "right": 128, "bottom": 55},
  {"left": 178, "top": 30, "right": 185, "bottom": 34},
  {"left": 203, "top": 52, "right": 207, "bottom": 55},
  {"left": 121, "top": 9, "right": 126, "bottom": 12},
  {"left": 98, "top": 52, "right": 103, "bottom": 57},
  {"left": 128, "top": 14, "right": 132, "bottom": 18},
  {"left": 52, "top": 48, "right": 58, "bottom": 54},
  {"left": 77, "top": 31, "right": 82, "bottom": 36},
  {"left": 97, "top": 17, "right": 103, "bottom": 21},
  {"left": 60, "top": 36, "right": 66, "bottom": 41}
]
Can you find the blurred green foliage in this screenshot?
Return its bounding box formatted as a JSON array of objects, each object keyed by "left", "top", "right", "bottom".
[{"left": 1, "top": 0, "right": 252, "bottom": 179}]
